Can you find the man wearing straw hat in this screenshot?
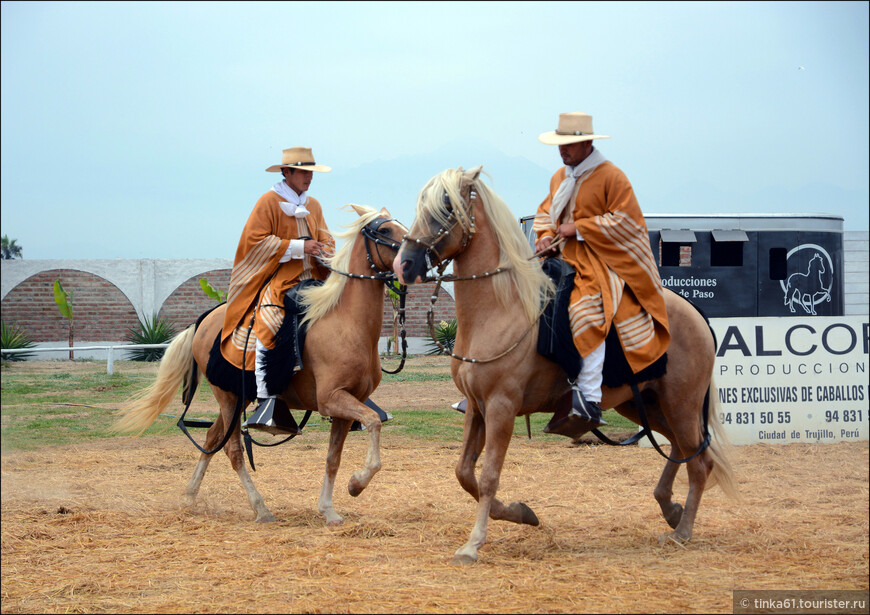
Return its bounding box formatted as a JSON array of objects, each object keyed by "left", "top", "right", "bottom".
[
  {"left": 220, "top": 146, "right": 336, "bottom": 434},
  {"left": 533, "top": 112, "right": 669, "bottom": 437}
]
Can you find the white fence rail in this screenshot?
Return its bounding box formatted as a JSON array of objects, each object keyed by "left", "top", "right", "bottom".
[{"left": 2, "top": 344, "right": 170, "bottom": 375}]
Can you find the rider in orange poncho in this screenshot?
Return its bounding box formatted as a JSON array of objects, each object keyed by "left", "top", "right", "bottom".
[
  {"left": 220, "top": 146, "right": 335, "bottom": 433},
  {"left": 533, "top": 113, "right": 669, "bottom": 434}
]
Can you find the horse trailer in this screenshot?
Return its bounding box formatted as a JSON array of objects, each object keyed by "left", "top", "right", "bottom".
[{"left": 519, "top": 213, "right": 845, "bottom": 319}]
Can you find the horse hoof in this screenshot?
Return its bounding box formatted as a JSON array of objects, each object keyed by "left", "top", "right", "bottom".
[
  {"left": 255, "top": 512, "right": 276, "bottom": 523},
  {"left": 450, "top": 553, "right": 477, "bottom": 565},
  {"left": 509, "top": 502, "right": 540, "bottom": 526},
  {"left": 519, "top": 502, "right": 539, "bottom": 526},
  {"left": 664, "top": 504, "right": 683, "bottom": 529},
  {"left": 658, "top": 531, "right": 690, "bottom": 546},
  {"left": 326, "top": 517, "right": 344, "bottom": 527},
  {"left": 348, "top": 479, "right": 364, "bottom": 497}
]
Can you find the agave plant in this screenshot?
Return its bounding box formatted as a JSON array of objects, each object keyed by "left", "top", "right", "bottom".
[
  {"left": 1, "top": 320, "right": 37, "bottom": 361},
  {"left": 125, "top": 315, "right": 177, "bottom": 362},
  {"left": 425, "top": 318, "right": 458, "bottom": 355}
]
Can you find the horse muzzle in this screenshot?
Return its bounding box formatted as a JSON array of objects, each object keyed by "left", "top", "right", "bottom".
[{"left": 393, "top": 243, "right": 432, "bottom": 285}]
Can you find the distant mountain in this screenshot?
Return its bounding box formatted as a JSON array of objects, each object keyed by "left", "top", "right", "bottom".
[
  {"left": 317, "top": 141, "right": 870, "bottom": 234},
  {"left": 315, "top": 139, "right": 555, "bottom": 230}
]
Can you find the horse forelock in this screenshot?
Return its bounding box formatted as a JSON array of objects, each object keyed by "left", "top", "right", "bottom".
[
  {"left": 299, "top": 204, "right": 387, "bottom": 327},
  {"left": 415, "top": 168, "right": 475, "bottom": 235}
]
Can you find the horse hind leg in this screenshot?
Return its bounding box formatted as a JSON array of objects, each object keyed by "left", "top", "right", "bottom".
[
  {"left": 653, "top": 458, "right": 684, "bottom": 529},
  {"left": 212, "top": 390, "right": 275, "bottom": 523}
]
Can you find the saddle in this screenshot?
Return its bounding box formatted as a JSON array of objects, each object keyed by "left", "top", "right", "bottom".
[
  {"left": 537, "top": 257, "right": 668, "bottom": 388},
  {"left": 204, "top": 279, "right": 323, "bottom": 401}
]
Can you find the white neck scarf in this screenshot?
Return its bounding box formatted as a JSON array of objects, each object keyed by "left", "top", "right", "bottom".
[
  {"left": 549, "top": 147, "right": 607, "bottom": 226},
  {"left": 271, "top": 181, "right": 311, "bottom": 218}
]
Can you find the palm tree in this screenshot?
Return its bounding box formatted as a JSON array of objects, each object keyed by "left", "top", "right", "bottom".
[{"left": 1, "top": 235, "right": 23, "bottom": 259}]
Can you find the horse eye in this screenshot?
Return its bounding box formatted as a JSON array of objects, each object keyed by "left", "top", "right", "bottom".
[{"left": 442, "top": 192, "right": 451, "bottom": 206}]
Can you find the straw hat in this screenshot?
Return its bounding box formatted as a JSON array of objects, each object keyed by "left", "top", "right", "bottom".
[
  {"left": 265, "top": 146, "right": 332, "bottom": 173},
  {"left": 538, "top": 112, "right": 610, "bottom": 145}
]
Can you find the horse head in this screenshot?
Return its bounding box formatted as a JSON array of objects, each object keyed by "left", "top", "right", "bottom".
[
  {"left": 349, "top": 203, "right": 408, "bottom": 275},
  {"left": 393, "top": 166, "right": 482, "bottom": 284}
]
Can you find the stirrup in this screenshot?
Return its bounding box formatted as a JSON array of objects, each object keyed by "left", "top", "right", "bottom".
[
  {"left": 544, "top": 389, "right": 607, "bottom": 439},
  {"left": 243, "top": 397, "right": 301, "bottom": 436}
]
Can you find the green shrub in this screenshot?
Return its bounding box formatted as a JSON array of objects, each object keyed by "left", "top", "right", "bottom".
[
  {"left": 425, "top": 318, "right": 457, "bottom": 355},
  {"left": 125, "top": 315, "right": 176, "bottom": 362},
  {"left": 1, "top": 320, "right": 37, "bottom": 361}
]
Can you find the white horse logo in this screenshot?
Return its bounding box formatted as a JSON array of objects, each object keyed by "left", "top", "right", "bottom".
[{"left": 782, "top": 246, "right": 833, "bottom": 315}]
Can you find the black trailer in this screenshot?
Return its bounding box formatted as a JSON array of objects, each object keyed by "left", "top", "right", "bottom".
[{"left": 519, "top": 213, "right": 845, "bottom": 318}]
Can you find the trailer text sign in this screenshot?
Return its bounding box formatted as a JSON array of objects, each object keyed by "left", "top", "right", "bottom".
[{"left": 709, "top": 316, "right": 868, "bottom": 445}]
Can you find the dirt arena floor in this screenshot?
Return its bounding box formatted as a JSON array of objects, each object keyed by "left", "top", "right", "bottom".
[{"left": 2, "top": 374, "right": 868, "bottom": 614}]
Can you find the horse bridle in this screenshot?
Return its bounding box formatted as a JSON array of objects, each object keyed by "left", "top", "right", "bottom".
[
  {"left": 401, "top": 189, "right": 479, "bottom": 278},
  {"left": 314, "top": 217, "right": 410, "bottom": 374},
  {"left": 400, "top": 184, "right": 547, "bottom": 364},
  {"left": 317, "top": 217, "right": 405, "bottom": 281}
]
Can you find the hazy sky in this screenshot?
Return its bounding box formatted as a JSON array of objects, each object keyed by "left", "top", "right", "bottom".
[{"left": 2, "top": 1, "right": 868, "bottom": 260}]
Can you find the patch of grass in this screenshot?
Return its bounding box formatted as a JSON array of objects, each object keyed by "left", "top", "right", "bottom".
[
  {"left": 0, "top": 361, "right": 210, "bottom": 452},
  {"left": 381, "top": 407, "right": 637, "bottom": 442},
  {"left": 1, "top": 358, "right": 643, "bottom": 452},
  {"left": 380, "top": 371, "right": 454, "bottom": 383}
]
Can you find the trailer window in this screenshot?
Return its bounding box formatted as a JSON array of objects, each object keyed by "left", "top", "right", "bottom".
[
  {"left": 659, "top": 230, "right": 696, "bottom": 267},
  {"left": 769, "top": 247, "right": 788, "bottom": 280},
  {"left": 711, "top": 230, "right": 748, "bottom": 267}
]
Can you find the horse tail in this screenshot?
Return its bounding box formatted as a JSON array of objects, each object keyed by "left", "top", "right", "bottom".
[
  {"left": 702, "top": 375, "right": 741, "bottom": 500},
  {"left": 112, "top": 325, "right": 197, "bottom": 436}
]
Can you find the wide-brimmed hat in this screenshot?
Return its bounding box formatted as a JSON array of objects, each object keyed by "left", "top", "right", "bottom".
[
  {"left": 265, "top": 146, "right": 332, "bottom": 173},
  {"left": 538, "top": 112, "right": 610, "bottom": 145}
]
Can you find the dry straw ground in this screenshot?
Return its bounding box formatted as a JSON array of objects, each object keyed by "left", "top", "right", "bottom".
[{"left": 1, "top": 368, "right": 868, "bottom": 613}]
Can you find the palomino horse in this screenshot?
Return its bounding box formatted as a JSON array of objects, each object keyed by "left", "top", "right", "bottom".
[
  {"left": 394, "top": 167, "right": 738, "bottom": 564},
  {"left": 115, "top": 205, "right": 407, "bottom": 526}
]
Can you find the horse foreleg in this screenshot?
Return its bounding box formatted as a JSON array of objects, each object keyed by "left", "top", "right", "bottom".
[
  {"left": 455, "top": 403, "right": 486, "bottom": 500},
  {"left": 318, "top": 417, "right": 351, "bottom": 526},
  {"left": 654, "top": 457, "right": 683, "bottom": 529},
  {"left": 452, "top": 411, "right": 514, "bottom": 565},
  {"left": 455, "top": 405, "right": 539, "bottom": 529},
  {"left": 320, "top": 390, "right": 383, "bottom": 499}
]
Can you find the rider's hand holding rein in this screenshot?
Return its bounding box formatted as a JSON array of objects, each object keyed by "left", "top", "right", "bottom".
[{"left": 304, "top": 239, "right": 329, "bottom": 256}]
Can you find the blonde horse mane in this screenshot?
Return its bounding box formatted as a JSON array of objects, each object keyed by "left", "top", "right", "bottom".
[
  {"left": 298, "top": 204, "right": 387, "bottom": 327},
  {"left": 416, "top": 167, "right": 553, "bottom": 323}
]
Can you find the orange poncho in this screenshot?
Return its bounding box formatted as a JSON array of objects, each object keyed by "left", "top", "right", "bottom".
[
  {"left": 533, "top": 161, "right": 669, "bottom": 374},
  {"left": 220, "top": 190, "right": 334, "bottom": 370}
]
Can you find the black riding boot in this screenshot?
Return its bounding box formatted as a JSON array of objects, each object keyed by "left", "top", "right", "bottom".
[
  {"left": 544, "top": 388, "right": 607, "bottom": 439},
  {"left": 243, "top": 396, "right": 301, "bottom": 436}
]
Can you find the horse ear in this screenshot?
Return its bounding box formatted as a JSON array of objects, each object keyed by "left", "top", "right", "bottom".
[
  {"left": 378, "top": 207, "right": 392, "bottom": 218},
  {"left": 465, "top": 165, "right": 483, "bottom": 182},
  {"left": 349, "top": 203, "right": 370, "bottom": 217}
]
